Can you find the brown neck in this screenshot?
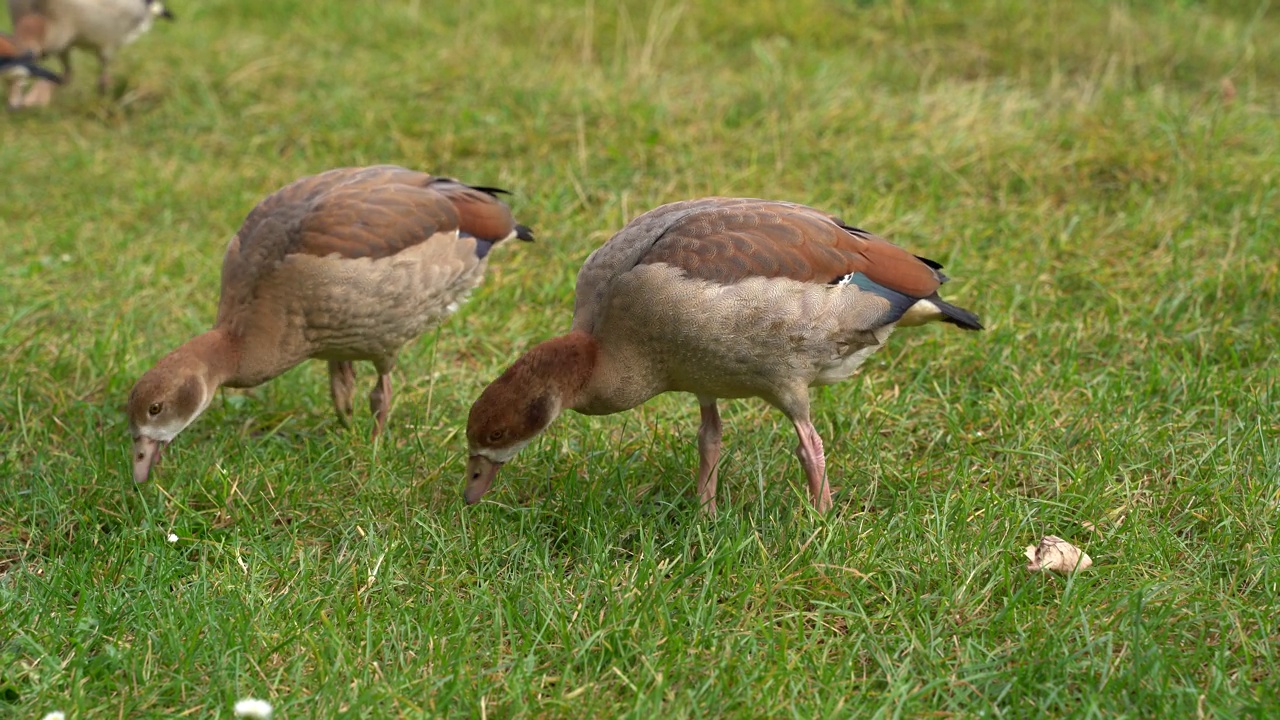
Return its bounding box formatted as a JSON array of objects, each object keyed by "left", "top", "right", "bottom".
[
  {"left": 519, "top": 330, "right": 599, "bottom": 410},
  {"left": 167, "top": 328, "right": 242, "bottom": 390}
]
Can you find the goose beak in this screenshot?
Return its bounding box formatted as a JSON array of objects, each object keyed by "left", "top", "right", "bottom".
[
  {"left": 132, "top": 436, "right": 166, "bottom": 483},
  {"left": 463, "top": 455, "right": 502, "bottom": 504}
]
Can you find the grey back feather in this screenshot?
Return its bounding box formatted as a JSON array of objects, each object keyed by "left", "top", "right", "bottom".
[{"left": 571, "top": 198, "right": 758, "bottom": 334}]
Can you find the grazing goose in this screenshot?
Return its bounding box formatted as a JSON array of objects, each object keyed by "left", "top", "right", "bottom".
[
  {"left": 128, "top": 165, "right": 534, "bottom": 484},
  {"left": 6, "top": 0, "right": 174, "bottom": 106},
  {"left": 464, "top": 197, "right": 981, "bottom": 513},
  {"left": 1, "top": 22, "right": 64, "bottom": 95}
]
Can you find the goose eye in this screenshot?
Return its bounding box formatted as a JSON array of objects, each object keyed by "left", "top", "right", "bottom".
[
  {"left": 487, "top": 430, "right": 504, "bottom": 443},
  {"left": 148, "top": 403, "right": 163, "bottom": 416}
]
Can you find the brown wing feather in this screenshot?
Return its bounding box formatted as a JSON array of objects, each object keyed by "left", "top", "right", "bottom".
[
  {"left": 233, "top": 166, "right": 525, "bottom": 265},
  {"left": 219, "top": 165, "right": 530, "bottom": 317},
  {"left": 638, "top": 201, "right": 945, "bottom": 299},
  {"left": 428, "top": 179, "right": 522, "bottom": 242},
  {"left": 294, "top": 184, "right": 456, "bottom": 259}
]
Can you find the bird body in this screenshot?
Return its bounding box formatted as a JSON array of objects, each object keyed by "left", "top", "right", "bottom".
[
  {"left": 6, "top": 0, "right": 173, "bottom": 105},
  {"left": 8, "top": 0, "right": 172, "bottom": 52},
  {"left": 128, "top": 165, "right": 533, "bottom": 483},
  {"left": 465, "top": 197, "right": 980, "bottom": 512},
  {"left": 211, "top": 170, "right": 507, "bottom": 387}
]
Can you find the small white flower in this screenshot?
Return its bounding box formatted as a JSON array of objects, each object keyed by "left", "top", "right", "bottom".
[
  {"left": 234, "top": 698, "right": 273, "bottom": 719},
  {"left": 41, "top": 712, "right": 66, "bottom": 720},
  {"left": 167, "top": 533, "right": 179, "bottom": 543}
]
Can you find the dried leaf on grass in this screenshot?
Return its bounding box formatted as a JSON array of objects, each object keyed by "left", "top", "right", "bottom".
[{"left": 1025, "top": 535, "right": 1093, "bottom": 574}]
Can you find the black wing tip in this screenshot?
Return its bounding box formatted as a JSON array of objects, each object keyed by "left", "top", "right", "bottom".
[
  {"left": 914, "top": 255, "right": 953, "bottom": 285},
  {"left": 914, "top": 254, "right": 945, "bottom": 270},
  {"left": 467, "top": 225, "right": 533, "bottom": 258},
  {"left": 467, "top": 184, "right": 513, "bottom": 197},
  {"left": 843, "top": 225, "right": 953, "bottom": 276},
  {"left": 838, "top": 222, "right": 872, "bottom": 238},
  {"left": 427, "top": 178, "right": 511, "bottom": 197}
]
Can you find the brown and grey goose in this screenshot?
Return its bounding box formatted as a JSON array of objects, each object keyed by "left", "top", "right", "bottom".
[
  {"left": 128, "top": 165, "right": 533, "bottom": 483},
  {"left": 6, "top": 0, "right": 173, "bottom": 106},
  {"left": 464, "top": 197, "right": 980, "bottom": 513}
]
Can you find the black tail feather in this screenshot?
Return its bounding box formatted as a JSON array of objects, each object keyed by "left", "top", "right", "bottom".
[
  {"left": 27, "top": 60, "right": 64, "bottom": 84},
  {"left": 467, "top": 223, "right": 534, "bottom": 259},
  {"left": 1, "top": 55, "right": 64, "bottom": 84},
  {"left": 933, "top": 297, "right": 983, "bottom": 331},
  {"left": 147, "top": 0, "right": 176, "bottom": 20}
]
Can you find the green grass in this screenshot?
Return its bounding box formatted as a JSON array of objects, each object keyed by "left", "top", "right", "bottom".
[{"left": 2, "top": 0, "right": 1278, "bottom": 716}]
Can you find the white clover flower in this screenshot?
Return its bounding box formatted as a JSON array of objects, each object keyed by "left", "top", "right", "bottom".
[
  {"left": 41, "top": 712, "right": 66, "bottom": 720},
  {"left": 167, "top": 533, "right": 179, "bottom": 543},
  {"left": 234, "top": 698, "right": 273, "bottom": 719}
]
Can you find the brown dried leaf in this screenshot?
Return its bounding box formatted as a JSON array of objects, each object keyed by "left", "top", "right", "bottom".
[{"left": 1025, "top": 535, "right": 1093, "bottom": 574}]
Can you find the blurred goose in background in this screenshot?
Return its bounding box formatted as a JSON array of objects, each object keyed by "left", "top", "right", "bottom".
[
  {"left": 127, "top": 165, "right": 534, "bottom": 484},
  {"left": 6, "top": 0, "right": 174, "bottom": 106},
  {"left": 465, "top": 197, "right": 981, "bottom": 513}
]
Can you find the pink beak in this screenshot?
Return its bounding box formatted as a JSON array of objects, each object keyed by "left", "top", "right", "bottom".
[
  {"left": 464, "top": 455, "right": 502, "bottom": 504},
  {"left": 132, "top": 436, "right": 166, "bottom": 483}
]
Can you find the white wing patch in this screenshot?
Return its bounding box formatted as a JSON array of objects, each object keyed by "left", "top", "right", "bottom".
[{"left": 897, "top": 299, "right": 944, "bottom": 327}]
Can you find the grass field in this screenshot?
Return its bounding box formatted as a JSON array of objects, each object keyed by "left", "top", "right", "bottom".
[{"left": 2, "top": 0, "right": 1278, "bottom": 716}]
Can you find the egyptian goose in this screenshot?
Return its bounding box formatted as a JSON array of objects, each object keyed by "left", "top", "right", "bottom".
[
  {"left": 464, "top": 197, "right": 981, "bottom": 513},
  {"left": 6, "top": 0, "right": 173, "bottom": 106},
  {"left": 1, "top": 22, "right": 63, "bottom": 95},
  {"left": 127, "top": 165, "right": 533, "bottom": 483}
]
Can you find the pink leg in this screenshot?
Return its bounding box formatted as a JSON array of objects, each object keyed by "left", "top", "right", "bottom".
[
  {"left": 19, "top": 78, "right": 55, "bottom": 107},
  {"left": 696, "top": 399, "right": 723, "bottom": 513},
  {"left": 8, "top": 80, "right": 26, "bottom": 109},
  {"left": 328, "top": 361, "right": 356, "bottom": 427},
  {"left": 369, "top": 372, "right": 392, "bottom": 438},
  {"left": 794, "top": 419, "right": 832, "bottom": 512},
  {"left": 96, "top": 52, "right": 111, "bottom": 95}
]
